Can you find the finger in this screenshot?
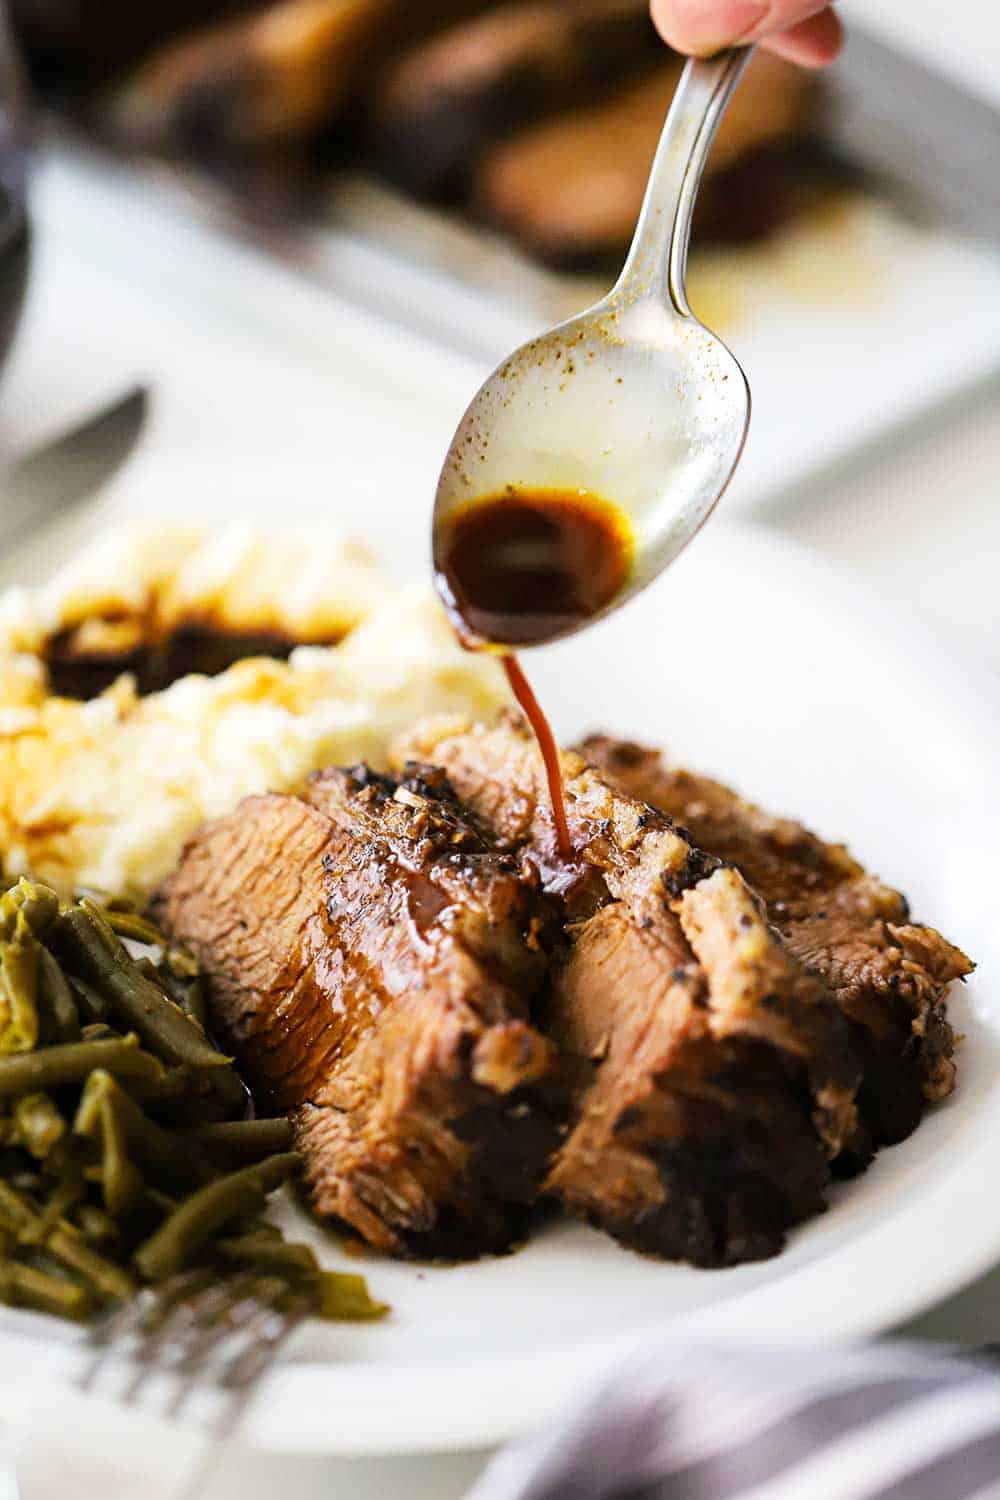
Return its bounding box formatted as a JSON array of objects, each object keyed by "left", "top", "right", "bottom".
[
  {"left": 650, "top": 0, "right": 838, "bottom": 59},
  {"left": 761, "top": 7, "right": 844, "bottom": 66}
]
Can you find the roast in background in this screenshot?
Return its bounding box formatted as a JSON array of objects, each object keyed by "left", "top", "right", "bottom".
[{"left": 9, "top": 0, "right": 832, "bottom": 266}]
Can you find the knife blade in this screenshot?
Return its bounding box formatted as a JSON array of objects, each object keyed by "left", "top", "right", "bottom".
[
  {"left": 824, "top": 28, "right": 1000, "bottom": 243},
  {"left": 1, "top": 384, "right": 149, "bottom": 554}
]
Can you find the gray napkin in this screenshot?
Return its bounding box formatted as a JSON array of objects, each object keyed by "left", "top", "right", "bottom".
[{"left": 468, "top": 1343, "right": 1000, "bottom": 1500}]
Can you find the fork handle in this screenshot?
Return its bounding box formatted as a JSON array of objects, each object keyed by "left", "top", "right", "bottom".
[{"left": 616, "top": 46, "right": 754, "bottom": 317}]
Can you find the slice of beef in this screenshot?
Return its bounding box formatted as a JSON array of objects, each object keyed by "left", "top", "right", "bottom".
[
  {"left": 580, "top": 736, "right": 973, "bottom": 1164},
  {"left": 368, "top": 0, "right": 659, "bottom": 202},
  {"left": 398, "top": 714, "right": 862, "bottom": 1266},
  {"left": 472, "top": 51, "right": 816, "bottom": 266},
  {"left": 154, "top": 763, "right": 561, "bottom": 1258}
]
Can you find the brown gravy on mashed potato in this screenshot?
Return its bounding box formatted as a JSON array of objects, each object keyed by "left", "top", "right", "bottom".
[{"left": 44, "top": 620, "right": 318, "bottom": 700}]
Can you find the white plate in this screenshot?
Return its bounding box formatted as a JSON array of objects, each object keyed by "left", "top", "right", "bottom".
[{"left": 1, "top": 522, "right": 996, "bottom": 1456}]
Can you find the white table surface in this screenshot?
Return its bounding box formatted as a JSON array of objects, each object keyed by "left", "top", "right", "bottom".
[{"left": 2, "top": 10, "right": 999, "bottom": 1491}]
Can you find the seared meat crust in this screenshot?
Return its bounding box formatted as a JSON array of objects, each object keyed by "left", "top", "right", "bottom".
[
  {"left": 154, "top": 763, "right": 561, "bottom": 1257},
  {"left": 580, "top": 736, "right": 972, "bottom": 1165},
  {"left": 398, "top": 714, "right": 863, "bottom": 1266}
]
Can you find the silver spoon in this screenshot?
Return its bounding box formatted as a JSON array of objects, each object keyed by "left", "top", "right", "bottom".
[{"left": 432, "top": 47, "right": 755, "bottom": 644}]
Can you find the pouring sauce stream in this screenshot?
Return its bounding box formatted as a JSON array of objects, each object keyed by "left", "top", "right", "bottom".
[
  {"left": 435, "top": 487, "right": 633, "bottom": 861},
  {"left": 501, "top": 653, "right": 573, "bottom": 859}
]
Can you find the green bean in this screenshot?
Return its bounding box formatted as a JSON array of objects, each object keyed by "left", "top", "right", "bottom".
[
  {"left": 76, "top": 1072, "right": 213, "bottom": 1192},
  {"left": 0, "top": 1180, "right": 133, "bottom": 1300},
  {"left": 99, "top": 1091, "right": 142, "bottom": 1218},
  {"left": 0, "top": 921, "right": 39, "bottom": 1054},
  {"left": 183, "top": 977, "right": 208, "bottom": 1030},
  {"left": 79, "top": 1024, "right": 120, "bottom": 1043},
  {"left": 72, "top": 1071, "right": 110, "bottom": 1139},
  {"left": 0, "top": 1035, "right": 167, "bottom": 1100},
  {"left": 36, "top": 949, "right": 80, "bottom": 1044},
  {"left": 0, "top": 1180, "right": 36, "bottom": 1231},
  {"left": 242, "top": 1220, "right": 281, "bottom": 1240},
  {"left": 133, "top": 1153, "right": 301, "bottom": 1282},
  {"left": 137, "top": 1062, "right": 248, "bottom": 1123},
  {"left": 46, "top": 1227, "right": 134, "bottom": 1302},
  {"left": 199, "top": 1061, "right": 249, "bottom": 1120},
  {"left": 156, "top": 970, "right": 208, "bottom": 1030},
  {"left": 164, "top": 946, "right": 200, "bottom": 980},
  {"left": 0, "top": 1258, "right": 90, "bottom": 1320},
  {"left": 313, "top": 1272, "right": 388, "bottom": 1322},
  {"left": 102, "top": 909, "right": 168, "bottom": 949},
  {"left": 32, "top": 1175, "right": 85, "bottom": 1242},
  {"left": 151, "top": 1058, "right": 249, "bottom": 1124},
  {"left": 53, "top": 906, "right": 232, "bottom": 1074},
  {"left": 0, "top": 882, "right": 387, "bottom": 1326},
  {"left": 13, "top": 1094, "right": 64, "bottom": 1158},
  {"left": 68, "top": 976, "right": 111, "bottom": 1025},
  {"left": 190, "top": 1118, "right": 294, "bottom": 1163},
  {"left": 0, "top": 881, "right": 59, "bottom": 943},
  {"left": 217, "top": 1229, "right": 318, "bottom": 1277}
]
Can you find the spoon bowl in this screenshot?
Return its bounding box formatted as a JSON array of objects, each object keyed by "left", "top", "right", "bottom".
[{"left": 433, "top": 49, "right": 754, "bottom": 645}]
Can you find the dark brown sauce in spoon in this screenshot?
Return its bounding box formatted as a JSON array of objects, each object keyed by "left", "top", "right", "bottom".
[{"left": 435, "top": 487, "right": 633, "bottom": 860}]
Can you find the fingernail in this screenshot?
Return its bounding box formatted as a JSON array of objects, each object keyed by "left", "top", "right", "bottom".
[{"left": 678, "top": 0, "right": 769, "bottom": 50}]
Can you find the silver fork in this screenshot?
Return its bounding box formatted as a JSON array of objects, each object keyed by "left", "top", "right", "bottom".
[{"left": 75, "top": 1273, "right": 310, "bottom": 1498}]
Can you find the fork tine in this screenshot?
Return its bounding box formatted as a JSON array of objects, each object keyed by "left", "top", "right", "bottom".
[
  {"left": 74, "top": 1268, "right": 309, "bottom": 1450},
  {"left": 161, "top": 1276, "right": 276, "bottom": 1419},
  {"left": 76, "top": 1286, "right": 159, "bottom": 1392},
  {"left": 218, "top": 1298, "right": 309, "bottom": 1391},
  {"left": 119, "top": 1271, "right": 260, "bottom": 1406},
  {"left": 140, "top": 1269, "right": 219, "bottom": 1334}
]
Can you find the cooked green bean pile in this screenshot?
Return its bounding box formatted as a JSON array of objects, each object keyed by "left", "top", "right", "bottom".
[{"left": 0, "top": 874, "right": 387, "bottom": 1324}]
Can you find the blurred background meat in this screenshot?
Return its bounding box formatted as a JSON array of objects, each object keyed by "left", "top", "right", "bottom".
[
  {"left": 8, "top": 0, "right": 831, "bottom": 266},
  {"left": 368, "top": 0, "right": 662, "bottom": 202},
  {"left": 474, "top": 49, "right": 815, "bottom": 264}
]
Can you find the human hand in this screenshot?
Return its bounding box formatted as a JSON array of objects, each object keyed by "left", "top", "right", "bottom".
[{"left": 650, "top": 0, "right": 843, "bottom": 67}]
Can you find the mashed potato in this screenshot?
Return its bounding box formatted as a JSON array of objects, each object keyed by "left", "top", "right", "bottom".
[
  {"left": 0, "top": 523, "right": 389, "bottom": 659},
  {"left": 0, "top": 569, "right": 508, "bottom": 901}
]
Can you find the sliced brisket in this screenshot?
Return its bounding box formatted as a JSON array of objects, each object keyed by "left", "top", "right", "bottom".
[
  {"left": 398, "top": 714, "right": 863, "bottom": 1266},
  {"left": 154, "top": 763, "right": 560, "bottom": 1258},
  {"left": 580, "top": 736, "right": 973, "bottom": 1165}
]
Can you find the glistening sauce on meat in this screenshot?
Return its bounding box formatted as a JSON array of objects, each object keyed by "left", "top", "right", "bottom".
[{"left": 434, "top": 487, "right": 634, "bottom": 860}]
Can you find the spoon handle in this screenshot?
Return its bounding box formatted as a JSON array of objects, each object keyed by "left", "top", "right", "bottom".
[{"left": 617, "top": 46, "right": 754, "bottom": 317}]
